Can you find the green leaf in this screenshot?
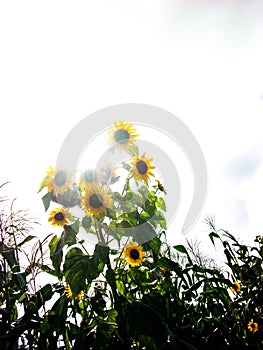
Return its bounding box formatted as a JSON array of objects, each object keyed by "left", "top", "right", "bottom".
[
  {"left": 126, "top": 145, "right": 138, "bottom": 157},
  {"left": 152, "top": 213, "right": 167, "bottom": 229},
  {"left": 138, "top": 185, "right": 149, "bottom": 201},
  {"left": 143, "top": 199, "right": 156, "bottom": 217},
  {"left": 143, "top": 236, "right": 161, "bottom": 255},
  {"left": 116, "top": 279, "right": 125, "bottom": 295},
  {"left": 209, "top": 231, "right": 220, "bottom": 246},
  {"left": 94, "top": 244, "right": 110, "bottom": 265},
  {"left": 10, "top": 304, "right": 18, "bottom": 323},
  {"left": 2, "top": 248, "right": 17, "bottom": 268},
  {"left": 173, "top": 245, "right": 188, "bottom": 254},
  {"left": 36, "top": 284, "right": 53, "bottom": 306},
  {"left": 17, "top": 235, "right": 36, "bottom": 248},
  {"left": 18, "top": 293, "right": 27, "bottom": 303},
  {"left": 183, "top": 279, "right": 203, "bottom": 293},
  {"left": 49, "top": 295, "right": 68, "bottom": 331},
  {"left": 140, "top": 212, "right": 151, "bottom": 221},
  {"left": 40, "top": 265, "right": 58, "bottom": 277},
  {"left": 82, "top": 215, "right": 92, "bottom": 229},
  {"left": 106, "top": 268, "right": 115, "bottom": 286},
  {"left": 122, "top": 162, "right": 132, "bottom": 171},
  {"left": 156, "top": 197, "right": 166, "bottom": 211},
  {"left": 42, "top": 191, "right": 53, "bottom": 211},
  {"left": 63, "top": 247, "right": 93, "bottom": 295},
  {"left": 63, "top": 224, "right": 78, "bottom": 247},
  {"left": 132, "top": 222, "right": 156, "bottom": 244},
  {"left": 49, "top": 235, "right": 63, "bottom": 277},
  {"left": 117, "top": 220, "right": 132, "bottom": 228},
  {"left": 38, "top": 175, "right": 48, "bottom": 193},
  {"left": 13, "top": 272, "right": 26, "bottom": 289}
]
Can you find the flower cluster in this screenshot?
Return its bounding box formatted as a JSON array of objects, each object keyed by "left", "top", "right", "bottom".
[{"left": 39, "top": 121, "right": 167, "bottom": 270}]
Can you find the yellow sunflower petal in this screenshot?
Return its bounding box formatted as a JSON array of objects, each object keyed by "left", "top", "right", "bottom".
[
  {"left": 43, "top": 167, "right": 72, "bottom": 196},
  {"left": 48, "top": 207, "right": 72, "bottom": 227},
  {"left": 130, "top": 152, "right": 155, "bottom": 184},
  {"left": 230, "top": 281, "right": 241, "bottom": 293},
  {"left": 108, "top": 121, "right": 139, "bottom": 152},
  {"left": 247, "top": 321, "right": 259, "bottom": 333},
  {"left": 81, "top": 186, "right": 113, "bottom": 218},
  {"left": 64, "top": 285, "right": 83, "bottom": 300},
  {"left": 123, "top": 243, "right": 145, "bottom": 267}
]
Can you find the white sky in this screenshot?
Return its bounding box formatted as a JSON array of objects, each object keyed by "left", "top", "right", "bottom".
[{"left": 1, "top": 1, "right": 263, "bottom": 258}]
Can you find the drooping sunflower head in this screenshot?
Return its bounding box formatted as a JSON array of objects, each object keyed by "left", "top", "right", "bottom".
[
  {"left": 156, "top": 180, "right": 167, "bottom": 195},
  {"left": 81, "top": 186, "right": 113, "bottom": 218},
  {"left": 247, "top": 321, "right": 259, "bottom": 333},
  {"left": 78, "top": 169, "right": 98, "bottom": 190},
  {"left": 48, "top": 207, "right": 72, "bottom": 227},
  {"left": 108, "top": 121, "right": 139, "bottom": 152},
  {"left": 44, "top": 166, "right": 72, "bottom": 196},
  {"left": 122, "top": 243, "right": 145, "bottom": 267},
  {"left": 64, "top": 285, "right": 84, "bottom": 300},
  {"left": 130, "top": 152, "right": 155, "bottom": 184},
  {"left": 230, "top": 281, "right": 241, "bottom": 293}
]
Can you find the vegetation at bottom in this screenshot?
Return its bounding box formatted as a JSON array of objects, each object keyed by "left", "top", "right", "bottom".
[
  {"left": 1, "top": 121, "right": 262, "bottom": 349},
  {"left": 1, "top": 183, "right": 262, "bottom": 349}
]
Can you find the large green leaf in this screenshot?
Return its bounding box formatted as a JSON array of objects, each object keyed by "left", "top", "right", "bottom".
[
  {"left": 63, "top": 223, "right": 78, "bottom": 247},
  {"left": 63, "top": 247, "right": 99, "bottom": 295},
  {"left": 132, "top": 222, "right": 156, "bottom": 244},
  {"left": 143, "top": 236, "right": 161, "bottom": 255},
  {"left": 48, "top": 235, "right": 63, "bottom": 277},
  {"left": 36, "top": 284, "right": 53, "bottom": 305},
  {"left": 94, "top": 244, "right": 110, "bottom": 265}
]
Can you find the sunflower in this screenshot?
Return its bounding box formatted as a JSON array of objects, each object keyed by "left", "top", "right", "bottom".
[
  {"left": 48, "top": 207, "right": 72, "bottom": 227},
  {"left": 64, "top": 285, "right": 83, "bottom": 300},
  {"left": 122, "top": 243, "right": 145, "bottom": 267},
  {"left": 247, "top": 321, "right": 259, "bottom": 333},
  {"left": 130, "top": 152, "right": 155, "bottom": 183},
  {"left": 81, "top": 186, "right": 113, "bottom": 218},
  {"left": 156, "top": 180, "right": 167, "bottom": 195},
  {"left": 43, "top": 166, "right": 71, "bottom": 196},
  {"left": 230, "top": 281, "right": 241, "bottom": 293},
  {"left": 108, "top": 121, "right": 139, "bottom": 151},
  {"left": 78, "top": 169, "right": 98, "bottom": 190}
]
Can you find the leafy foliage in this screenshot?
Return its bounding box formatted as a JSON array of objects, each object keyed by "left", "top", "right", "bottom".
[{"left": 1, "top": 123, "right": 263, "bottom": 349}]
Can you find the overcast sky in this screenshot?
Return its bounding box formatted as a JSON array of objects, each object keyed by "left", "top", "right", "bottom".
[{"left": 1, "top": 1, "right": 263, "bottom": 256}]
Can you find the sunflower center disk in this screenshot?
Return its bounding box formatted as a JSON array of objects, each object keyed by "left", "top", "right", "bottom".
[
  {"left": 136, "top": 160, "right": 148, "bottom": 175},
  {"left": 55, "top": 171, "right": 67, "bottom": 186},
  {"left": 130, "top": 249, "right": 140, "bottom": 260},
  {"left": 84, "top": 170, "right": 97, "bottom": 183},
  {"left": 114, "top": 129, "right": 130, "bottom": 144},
  {"left": 89, "top": 194, "right": 103, "bottom": 208},
  {"left": 54, "top": 212, "right": 65, "bottom": 221}
]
